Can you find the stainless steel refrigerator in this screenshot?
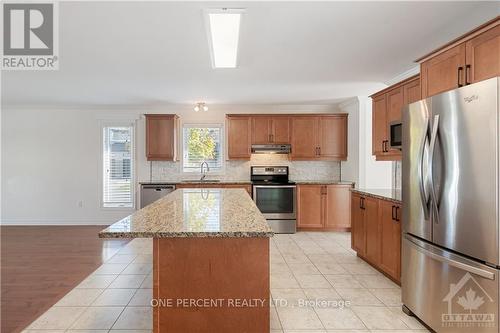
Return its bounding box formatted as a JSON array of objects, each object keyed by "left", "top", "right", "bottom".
[{"left": 402, "top": 77, "right": 500, "bottom": 332}]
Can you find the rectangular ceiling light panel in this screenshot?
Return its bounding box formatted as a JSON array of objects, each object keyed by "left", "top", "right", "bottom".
[{"left": 206, "top": 9, "right": 244, "bottom": 68}]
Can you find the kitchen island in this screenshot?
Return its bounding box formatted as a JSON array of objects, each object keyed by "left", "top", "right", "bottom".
[{"left": 99, "top": 188, "right": 273, "bottom": 333}]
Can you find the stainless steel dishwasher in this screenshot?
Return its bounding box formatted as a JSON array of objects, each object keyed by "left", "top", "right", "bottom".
[{"left": 140, "top": 184, "right": 176, "bottom": 208}]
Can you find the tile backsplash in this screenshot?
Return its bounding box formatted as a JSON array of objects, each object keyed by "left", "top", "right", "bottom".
[{"left": 147, "top": 154, "right": 341, "bottom": 182}]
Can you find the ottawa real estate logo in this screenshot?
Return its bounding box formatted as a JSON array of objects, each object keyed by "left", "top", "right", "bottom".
[
  {"left": 2, "top": 2, "right": 59, "bottom": 70},
  {"left": 442, "top": 272, "right": 495, "bottom": 329}
]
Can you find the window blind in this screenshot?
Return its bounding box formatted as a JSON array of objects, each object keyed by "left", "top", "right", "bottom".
[
  {"left": 103, "top": 126, "right": 134, "bottom": 208},
  {"left": 183, "top": 126, "right": 223, "bottom": 173}
]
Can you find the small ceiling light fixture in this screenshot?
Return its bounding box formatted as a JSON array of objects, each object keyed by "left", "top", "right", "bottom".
[
  {"left": 205, "top": 8, "right": 244, "bottom": 68},
  {"left": 194, "top": 102, "right": 208, "bottom": 112}
]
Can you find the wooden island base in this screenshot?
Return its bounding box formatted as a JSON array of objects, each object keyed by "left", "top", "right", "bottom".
[{"left": 153, "top": 237, "right": 270, "bottom": 333}]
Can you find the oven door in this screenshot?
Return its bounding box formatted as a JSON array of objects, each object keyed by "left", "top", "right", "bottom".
[{"left": 252, "top": 185, "right": 296, "bottom": 220}]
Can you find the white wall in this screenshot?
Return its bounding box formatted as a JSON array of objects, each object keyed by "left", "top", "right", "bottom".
[
  {"left": 338, "top": 97, "right": 392, "bottom": 189},
  {"left": 1, "top": 104, "right": 346, "bottom": 225}
]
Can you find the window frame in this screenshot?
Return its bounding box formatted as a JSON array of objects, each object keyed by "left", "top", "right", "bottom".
[
  {"left": 181, "top": 123, "right": 225, "bottom": 175},
  {"left": 99, "top": 120, "right": 137, "bottom": 210}
]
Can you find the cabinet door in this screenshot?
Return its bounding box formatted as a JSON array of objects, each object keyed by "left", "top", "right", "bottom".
[
  {"left": 324, "top": 185, "right": 351, "bottom": 230},
  {"left": 372, "top": 95, "right": 387, "bottom": 156},
  {"left": 290, "top": 117, "right": 318, "bottom": 159},
  {"left": 227, "top": 116, "right": 251, "bottom": 159},
  {"left": 146, "top": 115, "right": 177, "bottom": 161},
  {"left": 465, "top": 24, "right": 500, "bottom": 84},
  {"left": 403, "top": 78, "right": 421, "bottom": 105},
  {"left": 297, "top": 185, "right": 324, "bottom": 229},
  {"left": 318, "top": 115, "right": 348, "bottom": 160},
  {"left": 379, "top": 201, "right": 401, "bottom": 282},
  {"left": 271, "top": 117, "right": 290, "bottom": 144},
  {"left": 421, "top": 44, "right": 466, "bottom": 98},
  {"left": 364, "top": 196, "right": 380, "bottom": 265},
  {"left": 252, "top": 117, "right": 272, "bottom": 144},
  {"left": 351, "top": 194, "right": 365, "bottom": 255}
]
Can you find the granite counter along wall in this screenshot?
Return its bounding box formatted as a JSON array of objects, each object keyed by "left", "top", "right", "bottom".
[{"left": 146, "top": 154, "right": 342, "bottom": 182}]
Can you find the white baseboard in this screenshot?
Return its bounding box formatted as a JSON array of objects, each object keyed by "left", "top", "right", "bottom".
[{"left": 0, "top": 219, "right": 113, "bottom": 226}]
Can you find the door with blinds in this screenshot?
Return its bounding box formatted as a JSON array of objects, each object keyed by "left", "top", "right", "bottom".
[{"left": 102, "top": 125, "right": 134, "bottom": 208}]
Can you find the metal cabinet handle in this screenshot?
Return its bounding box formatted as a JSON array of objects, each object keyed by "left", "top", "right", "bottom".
[
  {"left": 381, "top": 141, "right": 385, "bottom": 153},
  {"left": 391, "top": 206, "right": 396, "bottom": 220},
  {"left": 457, "top": 66, "right": 463, "bottom": 87},
  {"left": 318, "top": 147, "right": 321, "bottom": 156},
  {"left": 395, "top": 206, "right": 400, "bottom": 222},
  {"left": 465, "top": 64, "right": 471, "bottom": 85}
]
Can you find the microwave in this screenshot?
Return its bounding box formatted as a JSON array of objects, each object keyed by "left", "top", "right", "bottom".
[{"left": 389, "top": 121, "right": 402, "bottom": 149}]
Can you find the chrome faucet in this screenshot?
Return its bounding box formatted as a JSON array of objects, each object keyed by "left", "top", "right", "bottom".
[{"left": 200, "top": 161, "right": 209, "bottom": 181}]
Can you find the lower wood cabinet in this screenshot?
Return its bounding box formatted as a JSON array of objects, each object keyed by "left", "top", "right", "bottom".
[
  {"left": 379, "top": 200, "right": 402, "bottom": 281},
  {"left": 297, "top": 184, "right": 353, "bottom": 231},
  {"left": 351, "top": 192, "right": 402, "bottom": 284},
  {"left": 175, "top": 183, "right": 252, "bottom": 196},
  {"left": 351, "top": 193, "right": 366, "bottom": 255}
]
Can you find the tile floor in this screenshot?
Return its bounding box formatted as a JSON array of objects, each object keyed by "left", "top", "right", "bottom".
[{"left": 23, "top": 232, "right": 430, "bottom": 333}]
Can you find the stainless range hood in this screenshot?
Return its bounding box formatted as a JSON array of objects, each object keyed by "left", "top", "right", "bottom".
[{"left": 251, "top": 144, "right": 291, "bottom": 154}]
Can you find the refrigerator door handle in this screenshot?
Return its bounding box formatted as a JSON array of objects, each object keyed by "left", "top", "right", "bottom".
[
  {"left": 429, "top": 114, "right": 440, "bottom": 224},
  {"left": 418, "top": 117, "right": 431, "bottom": 220},
  {"left": 405, "top": 235, "right": 495, "bottom": 280}
]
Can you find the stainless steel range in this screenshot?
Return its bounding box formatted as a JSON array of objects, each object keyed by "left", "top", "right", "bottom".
[{"left": 251, "top": 166, "right": 296, "bottom": 234}]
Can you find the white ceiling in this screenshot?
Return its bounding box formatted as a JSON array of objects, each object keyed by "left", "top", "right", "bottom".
[{"left": 2, "top": 1, "right": 499, "bottom": 106}]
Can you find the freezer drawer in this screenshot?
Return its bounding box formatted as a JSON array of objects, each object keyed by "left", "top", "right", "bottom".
[{"left": 402, "top": 234, "right": 499, "bottom": 333}]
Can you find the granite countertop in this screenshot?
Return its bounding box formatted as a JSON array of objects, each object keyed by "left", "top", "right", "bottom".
[
  {"left": 140, "top": 180, "right": 353, "bottom": 185},
  {"left": 294, "top": 181, "right": 355, "bottom": 185},
  {"left": 99, "top": 189, "right": 273, "bottom": 238},
  {"left": 139, "top": 180, "right": 251, "bottom": 185},
  {"left": 351, "top": 188, "right": 402, "bottom": 203}
]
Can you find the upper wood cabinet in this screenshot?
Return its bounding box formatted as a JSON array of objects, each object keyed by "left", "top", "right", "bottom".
[
  {"left": 272, "top": 117, "right": 291, "bottom": 144},
  {"left": 318, "top": 116, "right": 348, "bottom": 159},
  {"left": 372, "top": 94, "right": 387, "bottom": 157},
  {"left": 251, "top": 116, "right": 290, "bottom": 144},
  {"left": 290, "top": 116, "right": 318, "bottom": 159},
  {"left": 298, "top": 184, "right": 353, "bottom": 231},
  {"left": 371, "top": 75, "right": 419, "bottom": 161},
  {"left": 291, "top": 115, "right": 348, "bottom": 161},
  {"left": 421, "top": 44, "right": 466, "bottom": 98},
  {"left": 403, "top": 77, "right": 421, "bottom": 105},
  {"left": 145, "top": 114, "right": 179, "bottom": 161},
  {"left": 465, "top": 24, "right": 500, "bottom": 84},
  {"left": 226, "top": 116, "right": 251, "bottom": 160},
  {"left": 227, "top": 114, "right": 347, "bottom": 160},
  {"left": 419, "top": 18, "right": 499, "bottom": 98}
]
